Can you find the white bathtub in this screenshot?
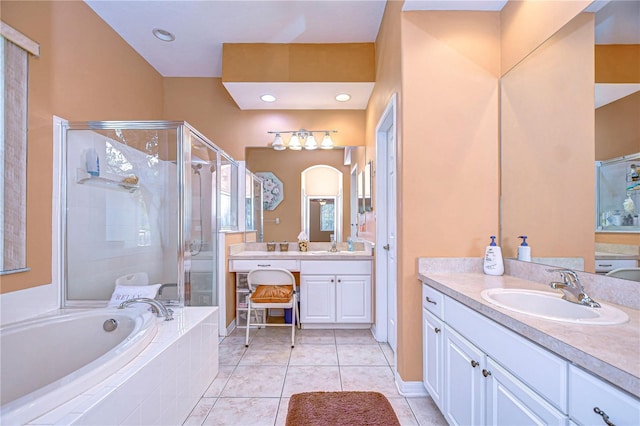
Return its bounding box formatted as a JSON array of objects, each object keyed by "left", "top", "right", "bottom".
[{"left": 0, "top": 308, "right": 157, "bottom": 425}]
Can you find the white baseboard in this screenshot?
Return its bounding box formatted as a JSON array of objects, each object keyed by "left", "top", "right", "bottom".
[
  {"left": 395, "top": 372, "right": 429, "bottom": 397},
  {"left": 226, "top": 319, "right": 236, "bottom": 336}
]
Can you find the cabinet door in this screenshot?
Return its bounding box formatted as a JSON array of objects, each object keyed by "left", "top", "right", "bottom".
[
  {"left": 485, "top": 358, "right": 567, "bottom": 426},
  {"left": 336, "top": 275, "right": 371, "bottom": 322},
  {"left": 300, "top": 275, "right": 335, "bottom": 323},
  {"left": 444, "top": 327, "right": 485, "bottom": 426},
  {"left": 423, "top": 308, "right": 444, "bottom": 410}
]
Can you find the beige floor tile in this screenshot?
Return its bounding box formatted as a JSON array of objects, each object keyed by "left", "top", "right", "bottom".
[
  {"left": 289, "top": 344, "right": 338, "bottom": 366},
  {"left": 380, "top": 342, "right": 396, "bottom": 366},
  {"left": 183, "top": 397, "right": 216, "bottom": 425},
  {"left": 218, "top": 344, "right": 246, "bottom": 366},
  {"left": 274, "top": 397, "right": 290, "bottom": 426},
  {"left": 340, "top": 366, "right": 401, "bottom": 397},
  {"left": 336, "top": 344, "right": 389, "bottom": 366},
  {"left": 203, "top": 397, "right": 279, "bottom": 426},
  {"left": 386, "top": 397, "right": 419, "bottom": 426},
  {"left": 251, "top": 330, "right": 296, "bottom": 345},
  {"left": 239, "top": 344, "right": 292, "bottom": 366},
  {"left": 221, "top": 365, "right": 287, "bottom": 398},
  {"left": 281, "top": 366, "right": 342, "bottom": 397},
  {"left": 334, "top": 328, "right": 377, "bottom": 344},
  {"left": 203, "top": 365, "right": 235, "bottom": 398},
  {"left": 296, "top": 329, "right": 335, "bottom": 345},
  {"left": 406, "top": 396, "right": 447, "bottom": 426}
]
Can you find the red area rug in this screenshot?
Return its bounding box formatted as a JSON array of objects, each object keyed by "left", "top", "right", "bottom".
[{"left": 285, "top": 391, "right": 401, "bottom": 426}]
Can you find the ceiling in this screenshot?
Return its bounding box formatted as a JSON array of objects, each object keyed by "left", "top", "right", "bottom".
[{"left": 85, "top": 0, "right": 637, "bottom": 110}]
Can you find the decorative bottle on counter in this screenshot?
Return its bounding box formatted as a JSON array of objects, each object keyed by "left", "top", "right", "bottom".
[{"left": 483, "top": 236, "right": 504, "bottom": 276}]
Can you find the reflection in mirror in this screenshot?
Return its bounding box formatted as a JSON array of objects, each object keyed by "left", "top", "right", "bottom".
[
  {"left": 307, "top": 197, "right": 336, "bottom": 242},
  {"left": 363, "top": 161, "right": 373, "bottom": 212},
  {"left": 245, "top": 147, "right": 357, "bottom": 243},
  {"left": 301, "top": 165, "right": 343, "bottom": 241},
  {"left": 501, "top": 1, "right": 640, "bottom": 279}
]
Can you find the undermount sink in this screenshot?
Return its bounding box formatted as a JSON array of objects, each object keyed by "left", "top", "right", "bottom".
[{"left": 481, "top": 288, "right": 629, "bottom": 325}]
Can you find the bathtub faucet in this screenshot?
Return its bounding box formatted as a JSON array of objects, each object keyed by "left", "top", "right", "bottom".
[{"left": 118, "top": 298, "right": 174, "bottom": 321}]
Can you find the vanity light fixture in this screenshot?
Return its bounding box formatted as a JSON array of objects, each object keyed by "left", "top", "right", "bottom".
[
  {"left": 152, "top": 28, "right": 175, "bottom": 42},
  {"left": 260, "top": 94, "right": 276, "bottom": 103},
  {"left": 267, "top": 129, "right": 337, "bottom": 151},
  {"left": 335, "top": 93, "right": 351, "bottom": 102}
]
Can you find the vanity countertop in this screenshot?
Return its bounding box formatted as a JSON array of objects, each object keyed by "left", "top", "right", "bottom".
[
  {"left": 417, "top": 270, "right": 640, "bottom": 398},
  {"left": 229, "top": 242, "right": 374, "bottom": 261},
  {"left": 229, "top": 250, "right": 373, "bottom": 261}
]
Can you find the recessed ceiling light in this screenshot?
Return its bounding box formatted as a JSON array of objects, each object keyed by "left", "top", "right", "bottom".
[
  {"left": 335, "top": 93, "right": 351, "bottom": 102},
  {"left": 260, "top": 94, "right": 276, "bottom": 103},
  {"left": 152, "top": 28, "right": 175, "bottom": 42}
]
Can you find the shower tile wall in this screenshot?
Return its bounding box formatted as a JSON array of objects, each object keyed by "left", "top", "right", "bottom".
[{"left": 66, "top": 131, "right": 177, "bottom": 301}]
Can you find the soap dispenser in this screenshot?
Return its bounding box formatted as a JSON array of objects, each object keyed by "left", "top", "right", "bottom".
[
  {"left": 483, "top": 236, "right": 504, "bottom": 276},
  {"left": 517, "top": 236, "right": 531, "bottom": 261}
]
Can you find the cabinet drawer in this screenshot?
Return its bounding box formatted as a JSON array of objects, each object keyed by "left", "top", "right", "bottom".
[
  {"left": 229, "top": 259, "right": 299, "bottom": 272},
  {"left": 568, "top": 365, "right": 640, "bottom": 425},
  {"left": 594, "top": 259, "right": 637, "bottom": 273},
  {"left": 300, "top": 260, "right": 371, "bottom": 275},
  {"left": 422, "top": 284, "right": 444, "bottom": 318}
]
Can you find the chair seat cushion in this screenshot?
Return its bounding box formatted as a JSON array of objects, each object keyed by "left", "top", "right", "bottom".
[{"left": 251, "top": 285, "right": 293, "bottom": 303}]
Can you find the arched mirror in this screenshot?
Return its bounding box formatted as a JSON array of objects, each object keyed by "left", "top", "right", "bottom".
[{"left": 301, "top": 165, "right": 343, "bottom": 241}]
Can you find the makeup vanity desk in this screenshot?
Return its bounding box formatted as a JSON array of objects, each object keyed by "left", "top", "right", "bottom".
[{"left": 228, "top": 242, "right": 374, "bottom": 328}]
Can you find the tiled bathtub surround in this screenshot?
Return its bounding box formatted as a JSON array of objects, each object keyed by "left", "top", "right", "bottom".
[
  {"left": 417, "top": 258, "right": 639, "bottom": 398},
  {"left": 28, "top": 307, "right": 219, "bottom": 425}
]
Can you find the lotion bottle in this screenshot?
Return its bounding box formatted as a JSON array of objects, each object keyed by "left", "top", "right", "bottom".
[
  {"left": 86, "top": 147, "right": 100, "bottom": 177},
  {"left": 517, "top": 236, "right": 531, "bottom": 261},
  {"left": 483, "top": 236, "right": 504, "bottom": 276}
]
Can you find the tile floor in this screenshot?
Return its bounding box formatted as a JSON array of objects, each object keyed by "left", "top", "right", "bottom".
[{"left": 183, "top": 327, "right": 447, "bottom": 425}]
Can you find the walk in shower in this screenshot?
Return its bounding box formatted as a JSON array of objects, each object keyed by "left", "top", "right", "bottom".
[{"left": 61, "top": 121, "right": 229, "bottom": 307}]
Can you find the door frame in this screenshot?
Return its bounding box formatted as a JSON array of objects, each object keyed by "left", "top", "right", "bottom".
[{"left": 374, "top": 93, "right": 398, "bottom": 347}]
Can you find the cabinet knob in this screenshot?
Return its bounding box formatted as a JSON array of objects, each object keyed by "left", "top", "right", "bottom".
[
  {"left": 593, "top": 407, "right": 614, "bottom": 426},
  {"left": 434, "top": 327, "right": 441, "bottom": 334},
  {"left": 425, "top": 297, "right": 437, "bottom": 305},
  {"left": 338, "top": 279, "right": 341, "bottom": 283},
  {"left": 482, "top": 369, "right": 491, "bottom": 377},
  {"left": 470, "top": 360, "right": 479, "bottom": 368}
]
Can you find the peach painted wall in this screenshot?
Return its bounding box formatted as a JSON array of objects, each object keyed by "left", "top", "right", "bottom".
[
  {"left": 595, "top": 91, "right": 640, "bottom": 161},
  {"left": 500, "top": 0, "right": 592, "bottom": 75},
  {"left": 1, "top": 1, "right": 163, "bottom": 295},
  {"left": 501, "top": 13, "right": 595, "bottom": 271},
  {"left": 162, "top": 78, "right": 365, "bottom": 161},
  {"left": 246, "top": 148, "right": 352, "bottom": 242},
  {"left": 396, "top": 11, "right": 501, "bottom": 382}
]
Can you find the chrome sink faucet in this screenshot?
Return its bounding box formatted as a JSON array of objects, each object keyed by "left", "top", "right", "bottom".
[
  {"left": 118, "top": 297, "right": 174, "bottom": 321},
  {"left": 547, "top": 269, "right": 601, "bottom": 308}
]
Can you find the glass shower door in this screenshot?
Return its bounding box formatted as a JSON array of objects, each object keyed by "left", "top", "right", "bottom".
[{"left": 186, "top": 129, "right": 219, "bottom": 306}]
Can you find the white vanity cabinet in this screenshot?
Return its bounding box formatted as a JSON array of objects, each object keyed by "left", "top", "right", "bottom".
[
  {"left": 300, "top": 260, "right": 372, "bottom": 325},
  {"left": 422, "top": 282, "right": 568, "bottom": 425},
  {"left": 568, "top": 365, "right": 640, "bottom": 425},
  {"left": 422, "top": 285, "right": 445, "bottom": 410}
]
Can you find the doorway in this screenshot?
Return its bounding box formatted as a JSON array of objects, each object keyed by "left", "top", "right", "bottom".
[{"left": 375, "top": 94, "right": 398, "bottom": 354}]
